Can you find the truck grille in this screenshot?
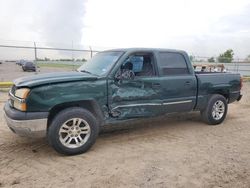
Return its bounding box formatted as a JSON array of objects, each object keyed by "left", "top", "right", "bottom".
[
  {"left": 10, "top": 85, "right": 17, "bottom": 95},
  {"left": 9, "top": 85, "right": 16, "bottom": 107}
]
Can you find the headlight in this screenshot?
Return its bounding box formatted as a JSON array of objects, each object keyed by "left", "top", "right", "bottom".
[
  {"left": 13, "top": 88, "right": 30, "bottom": 111},
  {"left": 15, "top": 88, "right": 30, "bottom": 99},
  {"left": 13, "top": 101, "right": 27, "bottom": 111}
]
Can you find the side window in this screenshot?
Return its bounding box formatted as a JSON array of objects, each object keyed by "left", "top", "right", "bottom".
[
  {"left": 131, "top": 54, "right": 156, "bottom": 77},
  {"left": 130, "top": 56, "right": 143, "bottom": 73},
  {"left": 158, "top": 52, "right": 189, "bottom": 75},
  {"left": 116, "top": 53, "right": 156, "bottom": 79}
]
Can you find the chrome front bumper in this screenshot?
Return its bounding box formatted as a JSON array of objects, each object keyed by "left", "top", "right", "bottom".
[
  {"left": 4, "top": 111, "right": 47, "bottom": 137},
  {"left": 3, "top": 102, "right": 48, "bottom": 138}
]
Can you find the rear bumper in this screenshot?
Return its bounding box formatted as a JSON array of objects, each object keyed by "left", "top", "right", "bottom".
[
  {"left": 228, "top": 91, "right": 242, "bottom": 103},
  {"left": 237, "top": 94, "right": 242, "bottom": 101},
  {"left": 3, "top": 102, "right": 48, "bottom": 138}
]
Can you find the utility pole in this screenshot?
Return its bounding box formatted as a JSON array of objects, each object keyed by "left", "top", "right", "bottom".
[
  {"left": 71, "top": 40, "right": 74, "bottom": 61},
  {"left": 34, "top": 42, "right": 38, "bottom": 73},
  {"left": 89, "top": 46, "right": 93, "bottom": 58},
  {"left": 34, "top": 42, "right": 37, "bottom": 62},
  {"left": 71, "top": 40, "right": 74, "bottom": 70}
]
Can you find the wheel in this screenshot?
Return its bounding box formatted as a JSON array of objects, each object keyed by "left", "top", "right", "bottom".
[
  {"left": 48, "top": 107, "right": 99, "bottom": 155},
  {"left": 201, "top": 94, "right": 228, "bottom": 125},
  {"left": 22, "top": 67, "right": 26, "bottom": 71}
]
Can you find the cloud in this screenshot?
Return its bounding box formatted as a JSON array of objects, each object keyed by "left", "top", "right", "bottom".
[
  {"left": 32, "top": 0, "right": 86, "bottom": 48},
  {"left": 191, "top": 4, "right": 250, "bottom": 58},
  {"left": 81, "top": 0, "right": 250, "bottom": 58},
  {"left": 0, "top": 0, "right": 250, "bottom": 59},
  {"left": 212, "top": 4, "right": 250, "bottom": 34},
  {"left": 0, "top": 0, "right": 86, "bottom": 59}
]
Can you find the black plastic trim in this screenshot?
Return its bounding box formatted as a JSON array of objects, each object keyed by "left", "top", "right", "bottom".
[
  {"left": 4, "top": 102, "right": 48, "bottom": 120},
  {"left": 237, "top": 94, "right": 242, "bottom": 101},
  {"left": 228, "top": 92, "right": 241, "bottom": 103}
]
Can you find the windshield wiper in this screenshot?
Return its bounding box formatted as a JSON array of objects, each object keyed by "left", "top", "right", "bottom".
[{"left": 79, "top": 70, "right": 99, "bottom": 76}]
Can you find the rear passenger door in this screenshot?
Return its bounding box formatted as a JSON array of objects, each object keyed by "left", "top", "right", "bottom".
[{"left": 156, "top": 52, "right": 197, "bottom": 113}]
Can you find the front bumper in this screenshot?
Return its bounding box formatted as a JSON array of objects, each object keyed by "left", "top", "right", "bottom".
[{"left": 4, "top": 102, "right": 48, "bottom": 138}]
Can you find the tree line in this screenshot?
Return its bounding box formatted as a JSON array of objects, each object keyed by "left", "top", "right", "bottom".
[{"left": 190, "top": 49, "right": 250, "bottom": 63}]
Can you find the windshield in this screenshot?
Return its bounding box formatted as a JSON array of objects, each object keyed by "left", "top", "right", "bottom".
[{"left": 77, "top": 51, "right": 124, "bottom": 76}]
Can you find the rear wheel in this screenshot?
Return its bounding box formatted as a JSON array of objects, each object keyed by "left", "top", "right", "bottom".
[
  {"left": 48, "top": 107, "right": 99, "bottom": 155},
  {"left": 201, "top": 94, "right": 228, "bottom": 125}
]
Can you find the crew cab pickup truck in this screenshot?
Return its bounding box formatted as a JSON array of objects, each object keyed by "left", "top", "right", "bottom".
[{"left": 4, "top": 48, "right": 242, "bottom": 155}]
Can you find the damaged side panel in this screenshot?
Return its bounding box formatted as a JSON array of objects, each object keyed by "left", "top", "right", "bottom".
[
  {"left": 26, "top": 79, "right": 108, "bottom": 115},
  {"left": 108, "top": 77, "right": 164, "bottom": 119}
]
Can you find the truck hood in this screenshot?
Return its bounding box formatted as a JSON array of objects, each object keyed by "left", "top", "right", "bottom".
[{"left": 14, "top": 71, "right": 98, "bottom": 87}]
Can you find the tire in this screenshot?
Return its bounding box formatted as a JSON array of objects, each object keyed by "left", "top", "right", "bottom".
[
  {"left": 201, "top": 94, "right": 228, "bottom": 125},
  {"left": 47, "top": 107, "right": 99, "bottom": 155}
]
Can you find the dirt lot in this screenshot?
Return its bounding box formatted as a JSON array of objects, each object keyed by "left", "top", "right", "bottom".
[{"left": 0, "top": 83, "right": 250, "bottom": 188}]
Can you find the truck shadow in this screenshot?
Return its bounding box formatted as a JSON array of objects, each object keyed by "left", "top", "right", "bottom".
[
  {"left": 1, "top": 111, "right": 204, "bottom": 158},
  {"left": 100, "top": 111, "right": 203, "bottom": 136}
]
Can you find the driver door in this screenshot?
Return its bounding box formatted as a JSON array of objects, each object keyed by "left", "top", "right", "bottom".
[{"left": 107, "top": 52, "right": 164, "bottom": 119}]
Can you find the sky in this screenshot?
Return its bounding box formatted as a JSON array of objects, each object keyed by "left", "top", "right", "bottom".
[{"left": 0, "top": 0, "right": 250, "bottom": 59}]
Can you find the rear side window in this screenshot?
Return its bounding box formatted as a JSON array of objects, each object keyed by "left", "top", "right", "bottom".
[{"left": 158, "top": 52, "right": 189, "bottom": 75}]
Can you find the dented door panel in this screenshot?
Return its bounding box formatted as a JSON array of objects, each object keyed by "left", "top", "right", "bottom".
[{"left": 108, "top": 77, "right": 164, "bottom": 119}]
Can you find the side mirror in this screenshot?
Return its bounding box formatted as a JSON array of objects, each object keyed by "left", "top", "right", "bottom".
[
  {"left": 114, "top": 73, "right": 122, "bottom": 82},
  {"left": 115, "top": 70, "right": 135, "bottom": 82}
]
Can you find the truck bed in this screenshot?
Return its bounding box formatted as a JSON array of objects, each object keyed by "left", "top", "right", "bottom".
[{"left": 194, "top": 72, "right": 241, "bottom": 110}]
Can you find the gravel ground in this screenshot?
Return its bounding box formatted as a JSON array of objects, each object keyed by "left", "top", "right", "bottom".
[{"left": 0, "top": 81, "right": 249, "bottom": 187}]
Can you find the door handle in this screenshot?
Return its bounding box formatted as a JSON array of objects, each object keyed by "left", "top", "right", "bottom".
[{"left": 185, "top": 81, "right": 191, "bottom": 86}]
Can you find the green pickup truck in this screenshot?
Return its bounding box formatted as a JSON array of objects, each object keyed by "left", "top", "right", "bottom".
[{"left": 4, "top": 48, "right": 242, "bottom": 155}]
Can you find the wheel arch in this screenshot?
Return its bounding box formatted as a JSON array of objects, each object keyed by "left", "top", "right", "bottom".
[
  {"left": 200, "top": 93, "right": 228, "bottom": 125},
  {"left": 209, "top": 89, "right": 229, "bottom": 101},
  {"left": 47, "top": 100, "right": 104, "bottom": 129}
]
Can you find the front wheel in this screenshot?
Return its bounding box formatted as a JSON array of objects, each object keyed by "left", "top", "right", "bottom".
[
  {"left": 48, "top": 107, "right": 99, "bottom": 155},
  {"left": 201, "top": 94, "right": 228, "bottom": 125}
]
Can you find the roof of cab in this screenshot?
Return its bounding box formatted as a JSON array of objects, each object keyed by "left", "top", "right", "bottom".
[{"left": 104, "top": 47, "right": 187, "bottom": 54}]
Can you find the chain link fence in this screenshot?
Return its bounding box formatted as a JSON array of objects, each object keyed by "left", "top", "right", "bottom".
[
  {"left": 0, "top": 40, "right": 105, "bottom": 82},
  {"left": 0, "top": 40, "right": 250, "bottom": 82},
  {"left": 191, "top": 56, "right": 250, "bottom": 76}
]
